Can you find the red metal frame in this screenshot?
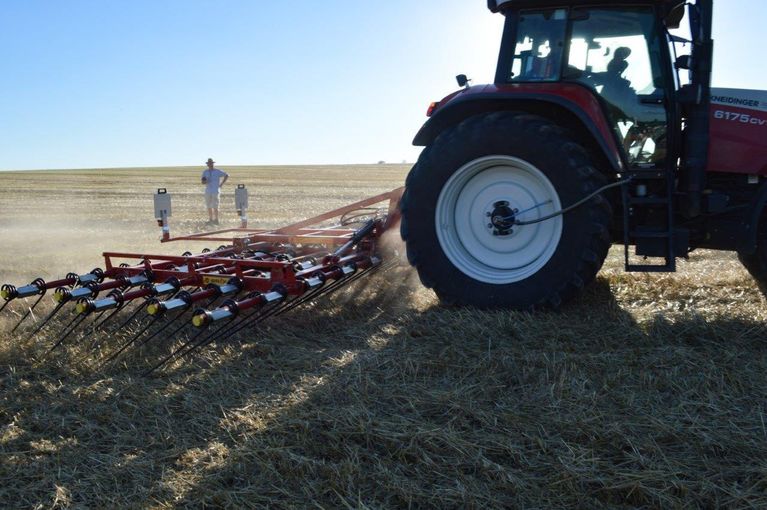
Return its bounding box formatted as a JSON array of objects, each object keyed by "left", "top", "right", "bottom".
[
  {"left": 1, "top": 187, "right": 404, "bottom": 335},
  {"left": 160, "top": 187, "right": 404, "bottom": 245},
  {"left": 97, "top": 187, "right": 404, "bottom": 297}
]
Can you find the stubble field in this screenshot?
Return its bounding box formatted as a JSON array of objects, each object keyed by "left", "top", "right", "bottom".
[{"left": 1, "top": 165, "right": 766, "bottom": 508}]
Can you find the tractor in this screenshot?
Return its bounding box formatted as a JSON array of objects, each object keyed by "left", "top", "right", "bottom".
[{"left": 400, "top": 0, "right": 767, "bottom": 309}]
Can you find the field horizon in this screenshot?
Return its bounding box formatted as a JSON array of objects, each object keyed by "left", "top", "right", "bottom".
[
  {"left": 1, "top": 165, "right": 767, "bottom": 508},
  {"left": 0, "top": 162, "right": 413, "bottom": 174}
]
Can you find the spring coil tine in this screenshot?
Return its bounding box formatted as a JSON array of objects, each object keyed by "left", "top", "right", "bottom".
[
  {"left": 273, "top": 284, "right": 333, "bottom": 318},
  {"left": 1, "top": 284, "right": 17, "bottom": 303},
  {"left": 278, "top": 265, "right": 375, "bottom": 316},
  {"left": 200, "top": 299, "right": 288, "bottom": 349},
  {"left": 31, "top": 278, "right": 47, "bottom": 292},
  {"left": 65, "top": 273, "right": 79, "bottom": 288},
  {"left": 110, "top": 301, "right": 150, "bottom": 333},
  {"left": 178, "top": 303, "right": 280, "bottom": 364},
  {"left": 11, "top": 293, "right": 46, "bottom": 333},
  {"left": 101, "top": 315, "right": 161, "bottom": 366},
  {"left": 191, "top": 300, "right": 274, "bottom": 350},
  {"left": 158, "top": 259, "right": 385, "bottom": 367},
  {"left": 26, "top": 301, "right": 67, "bottom": 340},
  {"left": 143, "top": 327, "right": 209, "bottom": 376},
  {"left": 276, "top": 260, "right": 388, "bottom": 318},
  {"left": 187, "top": 299, "right": 292, "bottom": 360},
  {"left": 136, "top": 309, "right": 191, "bottom": 349},
  {"left": 92, "top": 306, "right": 124, "bottom": 332},
  {"left": 177, "top": 292, "right": 289, "bottom": 364},
  {"left": 49, "top": 314, "right": 88, "bottom": 352}
]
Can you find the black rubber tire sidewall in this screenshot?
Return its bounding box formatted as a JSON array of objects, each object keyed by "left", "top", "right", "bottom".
[{"left": 401, "top": 112, "right": 611, "bottom": 309}]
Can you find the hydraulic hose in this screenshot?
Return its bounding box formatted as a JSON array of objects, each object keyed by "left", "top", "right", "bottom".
[{"left": 513, "top": 178, "right": 631, "bottom": 226}]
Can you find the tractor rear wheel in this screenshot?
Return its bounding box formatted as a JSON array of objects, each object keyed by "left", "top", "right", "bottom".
[{"left": 400, "top": 112, "right": 612, "bottom": 309}]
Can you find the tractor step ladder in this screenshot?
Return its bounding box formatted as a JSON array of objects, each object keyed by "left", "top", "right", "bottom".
[{"left": 622, "top": 168, "right": 676, "bottom": 273}]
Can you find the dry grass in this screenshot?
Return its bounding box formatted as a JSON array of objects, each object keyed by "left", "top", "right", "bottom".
[{"left": 1, "top": 165, "right": 767, "bottom": 508}]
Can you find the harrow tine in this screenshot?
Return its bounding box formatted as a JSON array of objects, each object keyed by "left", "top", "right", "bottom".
[
  {"left": 110, "top": 301, "right": 149, "bottom": 333},
  {"left": 49, "top": 314, "right": 88, "bottom": 352},
  {"left": 263, "top": 261, "right": 380, "bottom": 324},
  {"left": 190, "top": 262, "right": 384, "bottom": 354},
  {"left": 11, "top": 293, "right": 46, "bottom": 333},
  {"left": 177, "top": 302, "right": 284, "bottom": 365},
  {"left": 192, "top": 300, "right": 282, "bottom": 350},
  {"left": 100, "top": 316, "right": 161, "bottom": 366},
  {"left": 200, "top": 298, "right": 296, "bottom": 353},
  {"left": 136, "top": 310, "right": 192, "bottom": 349},
  {"left": 0, "top": 300, "right": 10, "bottom": 314},
  {"left": 275, "top": 262, "right": 382, "bottom": 317},
  {"left": 169, "top": 288, "right": 291, "bottom": 367},
  {"left": 102, "top": 297, "right": 196, "bottom": 366},
  {"left": 92, "top": 307, "right": 124, "bottom": 332},
  {"left": 196, "top": 299, "right": 288, "bottom": 351},
  {"left": 272, "top": 283, "right": 338, "bottom": 318},
  {"left": 143, "top": 327, "right": 209, "bottom": 376},
  {"left": 26, "top": 301, "right": 67, "bottom": 340}
]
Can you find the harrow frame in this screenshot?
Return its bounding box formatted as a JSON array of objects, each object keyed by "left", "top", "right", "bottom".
[{"left": 1, "top": 187, "right": 405, "bottom": 373}]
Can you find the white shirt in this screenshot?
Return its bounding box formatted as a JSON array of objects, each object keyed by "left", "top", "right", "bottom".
[{"left": 201, "top": 168, "right": 228, "bottom": 193}]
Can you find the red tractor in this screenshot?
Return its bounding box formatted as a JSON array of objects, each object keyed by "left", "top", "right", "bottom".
[{"left": 401, "top": 0, "right": 767, "bottom": 309}]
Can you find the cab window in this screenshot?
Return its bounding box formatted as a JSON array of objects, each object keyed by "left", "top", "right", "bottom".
[
  {"left": 509, "top": 9, "right": 567, "bottom": 82},
  {"left": 564, "top": 8, "right": 667, "bottom": 166}
]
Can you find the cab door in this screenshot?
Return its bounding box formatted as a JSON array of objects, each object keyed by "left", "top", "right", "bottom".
[{"left": 563, "top": 7, "right": 670, "bottom": 169}]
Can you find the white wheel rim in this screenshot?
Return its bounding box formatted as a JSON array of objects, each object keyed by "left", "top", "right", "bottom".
[{"left": 435, "top": 155, "right": 563, "bottom": 284}]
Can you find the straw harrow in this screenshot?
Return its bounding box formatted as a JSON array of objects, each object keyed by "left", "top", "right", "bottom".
[{"left": 1, "top": 186, "right": 403, "bottom": 374}]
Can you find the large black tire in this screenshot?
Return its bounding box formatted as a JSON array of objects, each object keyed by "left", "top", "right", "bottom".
[{"left": 400, "top": 111, "right": 612, "bottom": 310}]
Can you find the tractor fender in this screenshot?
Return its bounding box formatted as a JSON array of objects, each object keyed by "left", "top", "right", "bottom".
[
  {"left": 413, "top": 84, "right": 624, "bottom": 173},
  {"left": 737, "top": 178, "right": 767, "bottom": 256}
]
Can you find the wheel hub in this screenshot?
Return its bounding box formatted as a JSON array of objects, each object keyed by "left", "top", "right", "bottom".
[{"left": 487, "top": 200, "right": 517, "bottom": 236}]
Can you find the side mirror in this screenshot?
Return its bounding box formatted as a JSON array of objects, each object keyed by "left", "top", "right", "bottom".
[
  {"left": 456, "top": 74, "right": 471, "bottom": 88},
  {"left": 664, "top": 4, "right": 685, "bottom": 29},
  {"left": 675, "top": 55, "right": 693, "bottom": 70}
]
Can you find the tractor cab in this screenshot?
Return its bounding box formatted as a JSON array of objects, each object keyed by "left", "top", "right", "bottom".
[
  {"left": 403, "top": 1, "right": 723, "bottom": 309},
  {"left": 494, "top": 1, "right": 689, "bottom": 170}
]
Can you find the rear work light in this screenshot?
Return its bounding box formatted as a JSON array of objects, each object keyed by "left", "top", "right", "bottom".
[{"left": 426, "top": 102, "right": 440, "bottom": 117}]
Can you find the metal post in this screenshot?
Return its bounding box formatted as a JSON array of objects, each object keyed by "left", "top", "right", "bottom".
[
  {"left": 154, "top": 188, "right": 172, "bottom": 241},
  {"left": 235, "top": 184, "right": 248, "bottom": 228}
]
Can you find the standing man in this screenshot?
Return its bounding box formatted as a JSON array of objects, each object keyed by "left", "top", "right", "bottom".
[{"left": 201, "top": 158, "right": 229, "bottom": 225}]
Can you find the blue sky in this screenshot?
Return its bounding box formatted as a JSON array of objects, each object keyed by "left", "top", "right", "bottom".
[{"left": 0, "top": 1, "right": 763, "bottom": 171}]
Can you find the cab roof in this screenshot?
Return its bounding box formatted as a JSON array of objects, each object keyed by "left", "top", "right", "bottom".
[
  {"left": 487, "top": 0, "right": 686, "bottom": 28},
  {"left": 487, "top": 0, "right": 685, "bottom": 14}
]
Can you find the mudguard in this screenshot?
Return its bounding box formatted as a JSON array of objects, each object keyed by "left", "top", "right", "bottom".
[{"left": 413, "top": 83, "right": 624, "bottom": 172}]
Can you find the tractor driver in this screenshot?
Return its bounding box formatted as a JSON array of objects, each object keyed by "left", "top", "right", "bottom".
[
  {"left": 594, "top": 47, "right": 666, "bottom": 164},
  {"left": 598, "top": 46, "right": 637, "bottom": 121},
  {"left": 201, "top": 158, "right": 229, "bottom": 225}
]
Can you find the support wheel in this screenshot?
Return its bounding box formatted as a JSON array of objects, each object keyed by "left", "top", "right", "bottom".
[{"left": 401, "top": 112, "right": 612, "bottom": 309}]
